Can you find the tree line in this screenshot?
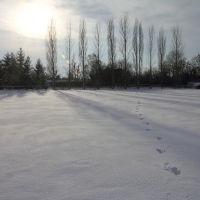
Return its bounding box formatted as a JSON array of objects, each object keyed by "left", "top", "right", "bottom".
[
  {"left": 46, "top": 14, "right": 200, "bottom": 89},
  {"left": 1, "top": 14, "right": 200, "bottom": 89},
  {"left": 0, "top": 48, "right": 47, "bottom": 89}
]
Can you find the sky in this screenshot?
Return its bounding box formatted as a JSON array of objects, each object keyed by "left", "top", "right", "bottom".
[{"left": 0, "top": 0, "right": 200, "bottom": 76}]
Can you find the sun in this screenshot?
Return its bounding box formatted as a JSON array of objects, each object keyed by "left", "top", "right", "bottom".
[{"left": 17, "top": 2, "right": 52, "bottom": 37}]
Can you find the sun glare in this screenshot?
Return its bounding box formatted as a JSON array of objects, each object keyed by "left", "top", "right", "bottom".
[{"left": 17, "top": 2, "right": 52, "bottom": 37}]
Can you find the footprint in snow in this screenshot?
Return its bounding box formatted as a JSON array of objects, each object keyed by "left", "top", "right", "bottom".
[
  {"left": 146, "top": 129, "right": 150, "bottom": 131},
  {"left": 146, "top": 123, "right": 149, "bottom": 125},
  {"left": 156, "top": 137, "right": 162, "bottom": 140},
  {"left": 164, "top": 163, "right": 181, "bottom": 175},
  {"left": 156, "top": 148, "right": 166, "bottom": 154},
  {"left": 170, "top": 167, "right": 181, "bottom": 175}
]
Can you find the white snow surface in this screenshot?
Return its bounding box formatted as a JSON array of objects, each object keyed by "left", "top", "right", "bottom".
[{"left": 0, "top": 88, "right": 200, "bottom": 200}]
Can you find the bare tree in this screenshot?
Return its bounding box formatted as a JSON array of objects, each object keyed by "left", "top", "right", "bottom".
[
  {"left": 66, "top": 21, "right": 73, "bottom": 89},
  {"left": 139, "top": 22, "right": 144, "bottom": 85},
  {"left": 133, "top": 19, "right": 139, "bottom": 88},
  {"left": 133, "top": 19, "right": 143, "bottom": 89},
  {"left": 107, "top": 18, "right": 116, "bottom": 89},
  {"left": 157, "top": 26, "right": 166, "bottom": 88},
  {"left": 119, "top": 13, "right": 131, "bottom": 88},
  {"left": 171, "top": 25, "right": 184, "bottom": 86},
  {"left": 146, "top": 25, "right": 155, "bottom": 88},
  {"left": 79, "top": 19, "right": 87, "bottom": 90},
  {"left": 45, "top": 18, "right": 57, "bottom": 90},
  {"left": 93, "top": 22, "right": 102, "bottom": 89},
  {"left": 71, "top": 54, "right": 77, "bottom": 81}
]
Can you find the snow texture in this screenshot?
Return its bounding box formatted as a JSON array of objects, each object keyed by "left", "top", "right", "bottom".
[{"left": 0, "top": 88, "right": 200, "bottom": 200}]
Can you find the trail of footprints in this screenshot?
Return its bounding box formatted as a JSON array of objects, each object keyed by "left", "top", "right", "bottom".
[{"left": 135, "top": 93, "right": 181, "bottom": 176}]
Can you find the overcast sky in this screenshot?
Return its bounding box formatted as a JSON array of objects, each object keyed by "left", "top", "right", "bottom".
[{"left": 0, "top": 0, "right": 200, "bottom": 76}]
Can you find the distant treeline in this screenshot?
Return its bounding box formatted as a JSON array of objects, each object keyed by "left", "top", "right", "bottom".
[
  {"left": 45, "top": 16, "right": 200, "bottom": 89},
  {"left": 0, "top": 48, "right": 47, "bottom": 89},
  {"left": 53, "top": 52, "right": 200, "bottom": 89},
  {"left": 1, "top": 14, "right": 200, "bottom": 90},
  {"left": 65, "top": 53, "right": 200, "bottom": 88},
  {"left": 0, "top": 48, "right": 200, "bottom": 89}
]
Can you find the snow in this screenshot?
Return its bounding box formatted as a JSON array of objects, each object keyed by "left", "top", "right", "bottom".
[{"left": 0, "top": 88, "right": 200, "bottom": 200}]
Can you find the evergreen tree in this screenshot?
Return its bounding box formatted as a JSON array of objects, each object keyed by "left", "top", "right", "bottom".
[
  {"left": 1, "top": 52, "right": 11, "bottom": 86},
  {"left": 34, "top": 59, "right": 46, "bottom": 88},
  {"left": 23, "top": 56, "right": 32, "bottom": 86},
  {"left": 16, "top": 48, "right": 25, "bottom": 86},
  {"left": 10, "top": 52, "right": 18, "bottom": 86}
]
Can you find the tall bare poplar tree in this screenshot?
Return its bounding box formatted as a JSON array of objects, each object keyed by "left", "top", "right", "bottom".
[
  {"left": 79, "top": 19, "right": 87, "bottom": 90},
  {"left": 107, "top": 18, "right": 116, "bottom": 89},
  {"left": 133, "top": 19, "right": 139, "bottom": 88},
  {"left": 133, "top": 19, "right": 143, "bottom": 89},
  {"left": 119, "top": 13, "right": 131, "bottom": 89},
  {"left": 66, "top": 21, "right": 73, "bottom": 89},
  {"left": 171, "top": 25, "right": 184, "bottom": 86},
  {"left": 93, "top": 22, "right": 102, "bottom": 89},
  {"left": 157, "top": 26, "right": 166, "bottom": 88},
  {"left": 139, "top": 22, "right": 144, "bottom": 83},
  {"left": 147, "top": 25, "right": 155, "bottom": 88},
  {"left": 45, "top": 18, "right": 57, "bottom": 90}
]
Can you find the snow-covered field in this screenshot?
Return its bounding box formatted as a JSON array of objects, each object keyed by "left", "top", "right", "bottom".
[{"left": 0, "top": 88, "right": 199, "bottom": 200}]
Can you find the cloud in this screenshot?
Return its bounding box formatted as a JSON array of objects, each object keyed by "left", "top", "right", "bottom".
[
  {"left": 0, "top": 29, "right": 46, "bottom": 64},
  {"left": 55, "top": 0, "right": 113, "bottom": 22},
  {"left": 1, "top": 0, "right": 200, "bottom": 75}
]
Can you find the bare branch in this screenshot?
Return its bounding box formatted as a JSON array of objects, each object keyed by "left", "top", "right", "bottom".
[
  {"left": 132, "top": 18, "right": 143, "bottom": 88},
  {"left": 119, "top": 13, "right": 131, "bottom": 88},
  {"left": 93, "top": 22, "right": 103, "bottom": 89},
  {"left": 157, "top": 26, "right": 166, "bottom": 88},
  {"left": 139, "top": 22, "right": 144, "bottom": 76},
  {"left": 45, "top": 18, "right": 57, "bottom": 90},
  {"left": 107, "top": 18, "right": 116, "bottom": 88},
  {"left": 79, "top": 18, "right": 87, "bottom": 90},
  {"left": 146, "top": 24, "right": 155, "bottom": 88},
  {"left": 66, "top": 21, "right": 74, "bottom": 89},
  {"left": 170, "top": 25, "right": 185, "bottom": 86}
]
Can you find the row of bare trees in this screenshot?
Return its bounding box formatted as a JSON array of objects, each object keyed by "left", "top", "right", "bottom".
[{"left": 45, "top": 14, "right": 187, "bottom": 90}]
